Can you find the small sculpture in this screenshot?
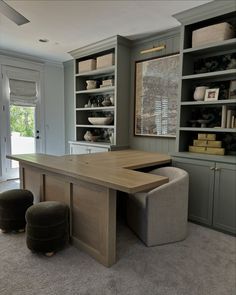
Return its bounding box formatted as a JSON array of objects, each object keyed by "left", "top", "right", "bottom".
[
  {"left": 84, "top": 131, "right": 99, "bottom": 142},
  {"left": 102, "top": 96, "right": 112, "bottom": 106}
]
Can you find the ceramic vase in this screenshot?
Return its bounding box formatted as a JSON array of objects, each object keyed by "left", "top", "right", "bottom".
[{"left": 193, "top": 86, "right": 209, "bottom": 101}]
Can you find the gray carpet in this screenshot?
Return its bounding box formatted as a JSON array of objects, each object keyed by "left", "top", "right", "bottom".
[{"left": 0, "top": 222, "right": 235, "bottom": 295}]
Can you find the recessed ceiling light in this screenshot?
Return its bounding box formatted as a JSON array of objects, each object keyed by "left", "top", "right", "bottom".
[{"left": 38, "top": 38, "right": 49, "bottom": 43}]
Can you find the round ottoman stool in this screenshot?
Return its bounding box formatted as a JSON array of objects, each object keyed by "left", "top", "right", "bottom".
[
  {"left": 25, "top": 201, "right": 69, "bottom": 256},
  {"left": 0, "top": 189, "right": 34, "bottom": 233}
]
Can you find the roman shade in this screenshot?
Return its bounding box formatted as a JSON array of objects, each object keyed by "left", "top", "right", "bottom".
[{"left": 9, "top": 78, "right": 38, "bottom": 106}]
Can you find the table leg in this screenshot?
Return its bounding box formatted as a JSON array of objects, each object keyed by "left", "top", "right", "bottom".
[{"left": 71, "top": 181, "right": 117, "bottom": 267}]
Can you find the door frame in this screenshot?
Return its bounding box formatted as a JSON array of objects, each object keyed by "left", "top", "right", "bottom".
[{"left": 0, "top": 56, "right": 45, "bottom": 181}]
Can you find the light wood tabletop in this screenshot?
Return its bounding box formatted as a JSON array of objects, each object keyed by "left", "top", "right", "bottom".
[{"left": 8, "top": 149, "right": 171, "bottom": 193}]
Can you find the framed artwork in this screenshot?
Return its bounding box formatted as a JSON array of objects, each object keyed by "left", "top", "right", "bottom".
[
  {"left": 204, "top": 88, "right": 219, "bottom": 101},
  {"left": 134, "top": 53, "right": 179, "bottom": 137},
  {"left": 229, "top": 80, "right": 236, "bottom": 99}
]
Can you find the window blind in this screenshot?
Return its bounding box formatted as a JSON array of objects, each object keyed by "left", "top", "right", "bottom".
[{"left": 9, "top": 78, "right": 38, "bottom": 106}]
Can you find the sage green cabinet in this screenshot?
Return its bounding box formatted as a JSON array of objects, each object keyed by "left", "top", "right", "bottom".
[
  {"left": 213, "top": 163, "right": 236, "bottom": 234},
  {"left": 172, "top": 157, "right": 236, "bottom": 235},
  {"left": 172, "top": 157, "right": 214, "bottom": 225}
]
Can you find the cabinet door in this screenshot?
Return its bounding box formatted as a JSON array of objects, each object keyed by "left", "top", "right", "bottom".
[
  {"left": 172, "top": 157, "right": 215, "bottom": 225},
  {"left": 213, "top": 163, "right": 236, "bottom": 234}
]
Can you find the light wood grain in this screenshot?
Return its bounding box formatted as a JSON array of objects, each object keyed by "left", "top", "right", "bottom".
[
  {"left": 9, "top": 149, "right": 171, "bottom": 267},
  {"left": 72, "top": 181, "right": 116, "bottom": 266},
  {"left": 8, "top": 150, "right": 170, "bottom": 193},
  {"left": 22, "top": 164, "right": 43, "bottom": 203}
]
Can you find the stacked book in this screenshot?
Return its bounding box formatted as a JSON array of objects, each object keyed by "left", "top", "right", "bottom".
[
  {"left": 189, "top": 133, "right": 225, "bottom": 155},
  {"left": 221, "top": 105, "right": 236, "bottom": 128}
]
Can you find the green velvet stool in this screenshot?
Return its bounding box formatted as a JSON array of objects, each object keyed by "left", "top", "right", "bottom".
[
  {"left": 0, "top": 189, "right": 34, "bottom": 233},
  {"left": 25, "top": 201, "right": 69, "bottom": 256}
]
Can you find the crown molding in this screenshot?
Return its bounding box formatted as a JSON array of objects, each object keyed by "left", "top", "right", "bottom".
[
  {"left": 0, "top": 48, "right": 63, "bottom": 68},
  {"left": 69, "top": 35, "right": 132, "bottom": 59},
  {"left": 173, "top": 1, "right": 236, "bottom": 25},
  {"left": 132, "top": 27, "right": 180, "bottom": 46}
]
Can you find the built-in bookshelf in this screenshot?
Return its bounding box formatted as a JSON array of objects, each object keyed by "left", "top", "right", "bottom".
[
  {"left": 177, "top": 10, "right": 236, "bottom": 157},
  {"left": 69, "top": 36, "right": 131, "bottom": 154}
]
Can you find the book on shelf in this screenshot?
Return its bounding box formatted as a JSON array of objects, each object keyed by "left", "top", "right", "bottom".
[
  {"left": 226, "top": 109, "right": 232, "bottom": 129},
  {"left": 231, "top": 115, "right": 236, "bottom": 128},
  {"left": 221, "top": 105, "right": 227, "bottom": 128},
  {"left": 221, "top": 106, "right": 236, "bottom": 129}
]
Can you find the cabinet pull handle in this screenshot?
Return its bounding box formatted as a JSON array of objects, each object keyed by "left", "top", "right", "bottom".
[
  {"left": 210, "top": 167, "right": 215, "bottom": 170},
  {"left": 215, "top": 167, "right": 221, "bottom": 171}
]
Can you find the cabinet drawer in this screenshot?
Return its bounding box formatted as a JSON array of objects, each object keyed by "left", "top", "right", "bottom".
[
  {"left": 70, "top": 144, "right": 89, "bottom": 155},
  {"left": 89, "top": 146, "right": 109, "bottom": 153},
  {"left": 69, "top": 143, "right": 110, "bottom": 155}
]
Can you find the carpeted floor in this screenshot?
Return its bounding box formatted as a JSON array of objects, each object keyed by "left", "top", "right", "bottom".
[{"left": 0, "top": 221, "right": 235, "bottom": 295}]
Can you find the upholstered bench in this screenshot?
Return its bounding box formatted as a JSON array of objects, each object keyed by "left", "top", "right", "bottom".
[
  {"left": 25, "top": 201, "right": 69, "bottom": 256},
  {"left": 0, "top": 189, "right": 34, "bottom": 233}
]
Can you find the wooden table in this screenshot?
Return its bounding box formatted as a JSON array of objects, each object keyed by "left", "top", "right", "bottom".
[{"left": 8, "top": 150, "right": 171, "bottom": 267}]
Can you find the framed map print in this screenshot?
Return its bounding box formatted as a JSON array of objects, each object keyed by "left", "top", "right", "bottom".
[{"left": 134, "top": 53, "right": 180, "bottom": 137}]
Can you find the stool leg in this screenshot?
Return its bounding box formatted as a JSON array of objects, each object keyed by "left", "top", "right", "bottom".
[
  {"left": 0, "top": 229, "right": 8, "bottom": 233},
  {"left": 18, "top": 229, "right": 25, "bottom": 233},
  {"left": 45, "top": 252, "right": 55, "bottom": 257}
]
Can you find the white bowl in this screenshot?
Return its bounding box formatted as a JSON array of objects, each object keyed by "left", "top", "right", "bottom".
[{"left": 88, "top": 117, "right": 113, "bottom": 125}]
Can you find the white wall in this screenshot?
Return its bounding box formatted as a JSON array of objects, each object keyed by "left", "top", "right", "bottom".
[
  {"left": 0, "top": 53, "right": 65, "bottom": 179},
  {"left": 44, "top": 63, "right": 65, "bottom": 155},
  {"left": 63, "top": 59, "right": 74, "bottom": 154}
]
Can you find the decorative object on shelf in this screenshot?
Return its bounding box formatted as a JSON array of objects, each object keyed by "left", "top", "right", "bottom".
[
  {"left": 109, "top": 95, "right": 114, "bottom": 106},
  {"left": 96, "top": 53, "right": 115, "bottom": 69},
  {"left": 194, "top": 53, "right": 236, "bottom": 74},
  {"left": 198, "top": 113, "right": 215, "bottom": 128},
  {"left": 229, "top": 80, "right": 236, "bottom": 99},
  {"left": 189, "top": 133, "right": 225, "bottom": 155},
  {"left": 134, "top": 53, "right": 179, "bottom": 137},
  {"left": 86, "top": 80, "right": 97, "bottom": 90},
  {"left": 88, "top": 117, "right": 113, "bottom": 125},
  {"left": 102, "top": 95, "right": 112, "bottom": 106},
  {"left": 192, "top": 22, "right": 234, "bottom": 48},
  {"left": 83, "top": 130, "right": 100, "bottom": 142},
  {"left": 78, "top": 59, "right": 96, "bottom": 73},
  {"left": 204, "top": 88, "right": 219, "bottom": 101},
  {"left": 188, "top": 108, "right": 219, "bottom": 128},
  {"left": 193, "top": 86, "right": 209, "bottom": 101},
  {"left": 84, "top": 98, "right": 92, "bottom": 108},
  {"left": 108, "top": 130, "right": 114, "bottom": 144}
]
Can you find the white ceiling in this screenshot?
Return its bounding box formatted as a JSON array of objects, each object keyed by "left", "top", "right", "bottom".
[{"left": 0, "top": 0, "right": 212, "bottom": 62}]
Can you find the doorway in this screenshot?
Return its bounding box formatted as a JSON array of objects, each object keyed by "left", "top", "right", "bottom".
[
  {"left": 9, "top": 105, "right": 38, "bottom": 178},
  {"left": 1, "top": 65, "right": 43, "bottom": 180}
]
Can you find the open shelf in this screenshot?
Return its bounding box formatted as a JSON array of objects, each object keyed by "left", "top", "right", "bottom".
[
  {"left": 182, "top": 69, "right": 236, "bottom": 80},
  {"left": 179, "top": 127, "right": 236, "bottom": 133},
  {"left": 76, "top": 106, "right": 115, "bottom": 111},
  {"left": 181, "top": 99, "right": 236, "bottom": 106},
  {"left": 76, "top": 65, "right": 115, "bottom": 77},
  {"left": 76, "top": 86, "right": 115, "bottom": 94},
  {"left": 76, "top": 124, "right": 115, "bottom": 129},
  {"left": 183, "top": 38, "right": 236, "bottom": 55}
]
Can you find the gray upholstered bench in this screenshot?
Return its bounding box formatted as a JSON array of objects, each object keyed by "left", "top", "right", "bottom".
[
  {"left": 25, "top": 201, "right": 69, "bottom": 256},
  {"left": 0, "top": 189, "right": 33, "bottom": 233}
]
